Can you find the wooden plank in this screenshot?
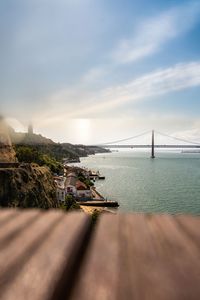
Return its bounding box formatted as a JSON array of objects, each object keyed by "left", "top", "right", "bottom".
[
  {"left": 116, "top": 214, "right": 164, "bottom": 300},
  {"left": 0, "top": 209, "right": 40, "bottom": 252},
  {"left": 69, "top": 214, "right": 200, "bottom": 300},
  {"left": 0, "top": 209, "right": 20, "bottom": 226},
  {"left": 0, "top": 210, "right": 199, "bottom": 300},
  {"left": 117, "top": 214, "right": 200, "bottom": 300},
  {"left": 69, "top": 214, "right": 120, "bottom": 300},
  {"left": 175, "top": 214, "right": 200, "bottom": 247},
  {"left": 0, "top": 209, "right": 91, "bottom": 300}
]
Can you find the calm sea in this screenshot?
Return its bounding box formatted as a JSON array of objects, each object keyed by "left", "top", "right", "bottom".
[{"left": 76, "top": 151, "right": 200, "bottom": 215}]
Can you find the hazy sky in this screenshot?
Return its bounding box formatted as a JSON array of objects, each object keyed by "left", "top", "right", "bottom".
[{"left": 1, "top": 0, "right": 200, "bottom": 144}]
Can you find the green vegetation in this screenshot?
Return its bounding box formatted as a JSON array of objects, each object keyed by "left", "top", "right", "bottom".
[
  {"left": 0, "top": 164, "right": 57, "bottom": 209},
  {"left": 9, "top": 126, "right": 110, "bottom": 163},
  {"left": 91, "top": 209, "right": 100, "bottom": 225},
  {"left": 15, "top": 145, "right": 63, "bottom": 173},
  {"left": 41, "top": 154, "right": 62, "bottom": 174},
  {"left": 77, "top": 172, "right": 94, "bottom": 188},
  {"left": 14, "top": 143, "right": 80, "bottom": 164},
  {"left": 59, "top": 194, "right": 80, "bottom": 211}
]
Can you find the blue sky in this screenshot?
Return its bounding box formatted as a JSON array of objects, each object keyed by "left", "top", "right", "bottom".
[{"left": 1, "top": 0, "right": 200, "bottom": 143}]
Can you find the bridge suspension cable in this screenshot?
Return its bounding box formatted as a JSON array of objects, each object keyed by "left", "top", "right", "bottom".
[
  {"left": 98, "top": 130, "right": 151, "bottom": 145},
  {"left": 155, "top": 130, "right": 200, "bottom": 145}
]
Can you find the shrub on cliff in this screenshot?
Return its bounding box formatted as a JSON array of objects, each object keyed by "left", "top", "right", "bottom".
[
  {"left": 77, "top": 172, "right": 94, "bottom": 188},
  {"left": 0, "top": 164, "right": 57, "bottom": 208},
  {"left": 41, "top": 154, "right": 62, "bottom": 174},
  {"left": 15, "top": 145, "right": 62, "bottom": 173},
  {"left": 59, "top": 195, "right": 80, "bottom": 211}
]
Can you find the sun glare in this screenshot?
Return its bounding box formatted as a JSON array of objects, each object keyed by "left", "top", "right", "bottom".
[
  {"left": 6, "top": 118, "right": 26, "bottom": 132},
  {"left": 74, "top": 119, "right": 91, "bottom": 144}
]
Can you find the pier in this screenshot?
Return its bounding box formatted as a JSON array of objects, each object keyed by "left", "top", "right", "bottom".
[
  {"left": 0, "top": 209, "right": 199, "bottom": 299},
  {"left": 91, "top": 186, "right": 105, "bottom": 200},
  {"left": 78, "top": 186, "right": 119, "bottom": 207},
  {"left": 78, "top": 200, "right": 119, "bottom": 207},
  {"left": 89, "top": 171, "right": 105, "bottom": 180}
]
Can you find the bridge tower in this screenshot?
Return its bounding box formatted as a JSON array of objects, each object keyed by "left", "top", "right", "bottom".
[{"left": 151, "top": 130, "right": 155, "bottom": 159}]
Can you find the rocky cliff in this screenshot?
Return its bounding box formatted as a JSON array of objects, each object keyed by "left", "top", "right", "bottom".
[
  {"left": 0, "top": 164, "right": 57, "bottom": 208},
  {"left": 0, "top": 117, "right": 16, "bottom": 162}
]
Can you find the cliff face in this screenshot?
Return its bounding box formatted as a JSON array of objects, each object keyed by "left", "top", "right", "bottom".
[
  {"left": 0, "top": 146, "right": 16, "bottom": 163},
  {"left": 0, "top": 118, "right": 16, "bottom": 162},
  {"left": 0, "top": 164, "right": 57, "bottom": 208}
]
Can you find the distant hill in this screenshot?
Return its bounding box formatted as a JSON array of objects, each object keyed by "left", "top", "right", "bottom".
[
  {"left": 9, "top": 127, "right": 110, "bottom": 163},
  {"left": 8, "top": 126, "right": 54, "bottom": 145}
]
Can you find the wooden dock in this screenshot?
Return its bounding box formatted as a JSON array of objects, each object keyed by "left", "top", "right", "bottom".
[
  {"left": 91, "top": 186, "right": 105, "bottom": 200},
  {"left": 77, "top": 200, "right": 119, "bottom": 207},
  {"left": 0, "top": 209, "right": 200, "bottom": 299}
]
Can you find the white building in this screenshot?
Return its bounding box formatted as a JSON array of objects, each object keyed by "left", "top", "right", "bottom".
[
  {"left": 54, "top": 176, "right": 66, "bottom": 201},
  {"left": 56, "top": 187, "right": 65, "bottom": 202},
  {"left": 54, "top": 172, "right": 92, "bottom": 202},
  {"left": 64, "top": 173, "right": 77, "bottom": 197},
  {"left": 76, "top": 180, "right": 92, "bottom": 200},
  {"left": 54, "top": 173, "right": 77, "bottom": 202}
]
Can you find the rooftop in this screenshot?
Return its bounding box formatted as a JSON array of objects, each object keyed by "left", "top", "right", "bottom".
[
  {"left": 65, "top": 175, "right": 77, "bottom": 187},
  {"left": 76, "top": 180, "right": 88, "bottom": 190},
  {"left": 67, "top": 172, "right": 76, "bottom": 178}
]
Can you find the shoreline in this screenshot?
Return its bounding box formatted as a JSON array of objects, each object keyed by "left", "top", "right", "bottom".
[
  {"left": 63, "top": 163, "right": 119, "bottom": 214},
  {"left": 80, "top": 205, "right": 117, "bottom": 215}
]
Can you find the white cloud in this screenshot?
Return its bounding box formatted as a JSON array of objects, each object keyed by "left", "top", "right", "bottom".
[
  {"left": 80, "top": 1, "right": 200, "bottom": 88},
  {"left": 173, "top": 126, "right": 200, "bottom": 143},
  {"left": 63, "top": 61, "right": 200, "bottom": 118},
  {"left": 81, "top": 67, "right": 108, "bottom": 84},
  {"left": 32, "top": 60, "right": 200, "bottom": 131},
  {"left": 113, "top": 1, "right": 200, "bottom": 64}
]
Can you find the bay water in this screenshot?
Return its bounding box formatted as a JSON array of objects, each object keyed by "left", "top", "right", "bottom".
[{"left": 76, "top": 151, "right": 200, "bottom": 215}]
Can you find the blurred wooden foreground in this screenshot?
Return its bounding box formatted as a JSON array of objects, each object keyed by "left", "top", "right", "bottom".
[{"left": 0, "top": 209, "right": 199, "bottom": 300}]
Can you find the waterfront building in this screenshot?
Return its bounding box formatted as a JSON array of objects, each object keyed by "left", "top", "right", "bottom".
[
  {"left": 54, "top": 173, "right": 77, "bottom": 201},
  {"left": 76, "top": 180, "right": 92, "bottom": 200},
  {"left": 54, "top": 172, "right": 92, "bottom": 202},
  {"left": 54, "top": 176, "right": 66, "bottom": 201},
  {"left": 56, "top": 187, "right": 65, "bottom": 202},
  {"left": 64, "top": 173, "right": 77, "bottom": 197}
]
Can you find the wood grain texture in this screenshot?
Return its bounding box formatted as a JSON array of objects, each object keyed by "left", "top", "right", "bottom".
[
  {"left": 69, "top": 214, "right": 200, "bottom": 300},
  {"left": 0, "top": 209, "right": 91, "bottom": 300},
  {"left": 69, "top": 214, "right": 120, "bottom": 300},
  {"left": 0, "top": 210, "right": 199, "bottom": 300}
]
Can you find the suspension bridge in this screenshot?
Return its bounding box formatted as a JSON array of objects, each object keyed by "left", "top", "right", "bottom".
[{"left": 96, "top": 130, "right": 200, "bottom": 158}]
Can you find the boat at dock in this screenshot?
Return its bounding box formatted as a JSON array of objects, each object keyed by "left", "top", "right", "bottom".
[{"left": 89, "top": 170, "right": 105, "bottom": 180}]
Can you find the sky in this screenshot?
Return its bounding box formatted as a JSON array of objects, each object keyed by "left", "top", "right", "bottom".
[{"left": 1, "top": 0, "right": 200, "bottom": 144}]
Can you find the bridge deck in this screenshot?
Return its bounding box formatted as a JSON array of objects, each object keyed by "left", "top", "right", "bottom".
[
  {"left": 0, "top": 209, "right": 200, "bottom": 300},
  {"left": 99, "top": 144, "right": 200, "bottom": 148}
]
